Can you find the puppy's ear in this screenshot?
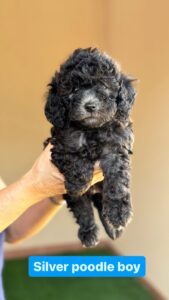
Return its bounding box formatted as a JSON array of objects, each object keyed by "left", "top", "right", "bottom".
[
  {"left": 116, "top": 74, "right": 136, "bottom": 120},
  {"left": 45, "top": 74, "right": 66, "bottom": 128}
]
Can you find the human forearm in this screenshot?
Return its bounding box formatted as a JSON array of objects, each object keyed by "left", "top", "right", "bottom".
[
  {"left": 0, "top": 171, "right": 52, "bottom": 232},
  {"left": 6, "top": 196, "right": 64, "bottom": 243}
]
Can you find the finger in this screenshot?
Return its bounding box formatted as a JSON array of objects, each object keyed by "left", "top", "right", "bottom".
[
  {"left": 91, "top": 173, "right": 104, "bottom": 186},
  {"left": 46, "top": 143, "right": 53, "bottom": 151},
  {"left": 94, "top": 160, "right": 101, "bottom": 169},
  {"left": 44, "top": 143, "right": 53, "bottom": 160},
  {"left": 52, "top": 195, "right": 65, "bottom": 205}
]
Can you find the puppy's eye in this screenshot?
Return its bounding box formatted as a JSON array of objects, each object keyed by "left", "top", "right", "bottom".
[
  {"left": 109, "top": 94, "right": 116, "bottom": 101},
  {"left": 102, "top": 94, "right": 107, "bottom": 100},
  {"left": 74, "top": 87, "right": 79, "bottom": 92}
]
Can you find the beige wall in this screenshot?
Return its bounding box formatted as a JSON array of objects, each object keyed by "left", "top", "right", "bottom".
[
  {"left": 1, "top": 0, "right": 169, "bottom": 299},
  {"left": 0, "top": 0, "right": 104, "bottom": 183},
  {"left": 105, "top": 1, "right": 169, "bottom": 298}
]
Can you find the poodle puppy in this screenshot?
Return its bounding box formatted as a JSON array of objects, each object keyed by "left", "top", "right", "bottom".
[{"left": 44, "top": 48, "right": 136, "bottom": 247}]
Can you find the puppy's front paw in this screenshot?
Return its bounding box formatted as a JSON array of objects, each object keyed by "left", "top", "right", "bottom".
[
  {"left": 102, "top": 196, "right": 133, "bottom": 238},
  {"left": 100, "top": 215, "right": 124, "bottom": 240},
  {"left": 78, "top": 225, "right": 99, "bottom": 248}
]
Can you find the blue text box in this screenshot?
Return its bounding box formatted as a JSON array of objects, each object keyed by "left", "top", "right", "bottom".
[{"left": 28, "top": 256, "right": 146, "bottom": 277}]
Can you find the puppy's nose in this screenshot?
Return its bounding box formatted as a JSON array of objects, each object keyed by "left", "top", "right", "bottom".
[{"left": 85, "top": 102, "right": 97, "bottom": 112}]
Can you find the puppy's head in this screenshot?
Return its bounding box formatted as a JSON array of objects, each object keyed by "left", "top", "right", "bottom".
[{"left": 45, "top": 48, "right": 136, "bottom": 128}]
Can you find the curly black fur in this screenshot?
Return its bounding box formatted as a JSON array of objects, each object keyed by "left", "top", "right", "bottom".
[{"left": 44, "top": 48, "right": 136, "bottom": 247}]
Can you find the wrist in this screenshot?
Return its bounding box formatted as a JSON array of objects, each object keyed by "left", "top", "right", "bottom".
[{"left": 0, "top": 171, "right": 46, "bottom": 231}]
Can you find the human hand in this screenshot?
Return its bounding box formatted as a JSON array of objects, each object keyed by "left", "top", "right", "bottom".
[{"left": 29, "top": 144, "right": 104, "bottom": 200}]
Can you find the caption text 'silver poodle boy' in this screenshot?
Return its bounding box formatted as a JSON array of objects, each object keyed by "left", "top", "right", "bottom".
[{"left": 44, "top": 48, "right": 136, "bottom": 247}]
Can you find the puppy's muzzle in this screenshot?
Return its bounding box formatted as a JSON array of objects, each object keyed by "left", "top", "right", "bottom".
[{"left": 85, "top": 101, "right": 99, "bottom": 112}]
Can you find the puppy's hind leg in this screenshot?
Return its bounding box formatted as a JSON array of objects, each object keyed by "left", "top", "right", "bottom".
[{"left": 64, "top": 193, "right": 99, "bottom": 248}]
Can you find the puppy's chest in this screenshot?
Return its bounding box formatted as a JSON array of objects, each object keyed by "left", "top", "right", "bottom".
[{"left": 62, "top": 129, "right": 116, "bottom": 160}]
